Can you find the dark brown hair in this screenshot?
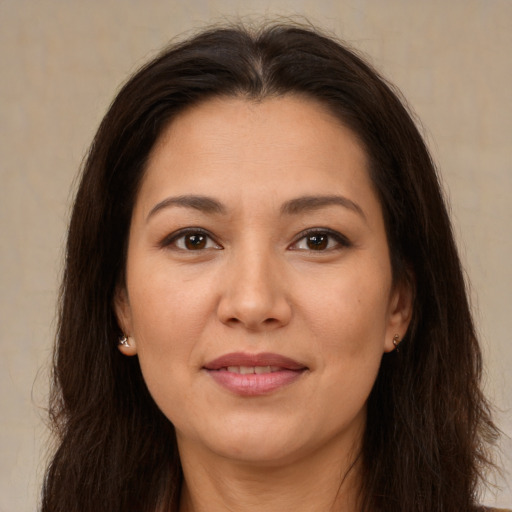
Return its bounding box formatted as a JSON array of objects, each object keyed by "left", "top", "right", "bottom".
[{"left": 42, "top": 22, "right": 498, "bottom": 512}]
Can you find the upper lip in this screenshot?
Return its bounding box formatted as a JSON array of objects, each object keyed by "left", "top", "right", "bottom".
[{"left": 203, "top": 352, "right": 307, "bottom": 371}]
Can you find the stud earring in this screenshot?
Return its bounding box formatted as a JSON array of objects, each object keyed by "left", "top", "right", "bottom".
[
  {"left": 119, "top": 334, "right": 130, "bottom": 348},
  {"left": 393, "top": 334, "right": 401, "bottom": 352}
]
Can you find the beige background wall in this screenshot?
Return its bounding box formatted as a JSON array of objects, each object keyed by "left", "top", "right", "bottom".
[{"left": 1, "top": 0, "right": 510, "bottom": 510}]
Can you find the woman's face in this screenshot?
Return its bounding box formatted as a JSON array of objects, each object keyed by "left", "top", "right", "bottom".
[{"left": 116, "top": 96, "right": 412, "bottom": 466}]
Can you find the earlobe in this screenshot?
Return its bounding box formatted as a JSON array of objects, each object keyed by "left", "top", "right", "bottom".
[
  {"left": 384, "top": 276, "right": 414, "bottom": 353},
  {"left": 114, "top": 287, "right": 137, "bottom": 356},
  {"left": 118, "top": 333, "right": 138, "bottom": 356}
]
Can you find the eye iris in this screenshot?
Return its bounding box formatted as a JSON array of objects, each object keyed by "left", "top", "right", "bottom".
[
  {"left": 307, "top": 234, "right": 328, "bottom": 250},
  {"left": 185, "top": 234, "right": 207, "bottom": 250}
]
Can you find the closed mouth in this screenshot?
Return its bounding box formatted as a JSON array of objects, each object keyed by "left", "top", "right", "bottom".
[
  {"left": 220, "top": 365, "right": 283, "bottom": 374},
  {"left": 203, "top": 352, "right": 307, "bottom": 372},
  {"left": 203, "top": 352, "right": 308, "bottom": 395}
]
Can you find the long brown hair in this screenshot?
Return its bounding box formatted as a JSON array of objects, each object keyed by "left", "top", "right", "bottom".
[{"left": 42, "top": 22, "right": 498, "bottom": 512}]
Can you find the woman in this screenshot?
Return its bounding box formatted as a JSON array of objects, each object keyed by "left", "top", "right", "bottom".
[{"left": 42, "top": 23, "right": 505, "bottom": 512}]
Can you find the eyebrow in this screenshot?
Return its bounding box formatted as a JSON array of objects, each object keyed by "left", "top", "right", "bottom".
[
  {"left": 146, "top": 193, "right": 366, "bottom": 222},
  {"left": 281, "top": 195, "right": 366, "bottom": 220},
  {"left": 147, "top": 195, "right": 226, "bottom": 221}
]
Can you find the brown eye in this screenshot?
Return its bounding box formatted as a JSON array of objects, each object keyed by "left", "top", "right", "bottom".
[
  {"left": 306, "top": 234, "right": 328, "bottom": 250},
  {"left": 184, "top": 233, "right": 207, "bottom": 250},
  {"left": 165, "top": 229, "right": 222, "bottom": 251},
  {"left": 290, "top": 229, "right": 350, "bottom": 252}
]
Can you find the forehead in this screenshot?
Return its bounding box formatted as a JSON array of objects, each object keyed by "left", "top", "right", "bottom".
[
  {"left": 137, "top": 95, "right": 378, "bottom": 217},
  {"left": 152, "top": 95, "right": 366, "bottom": 161}
]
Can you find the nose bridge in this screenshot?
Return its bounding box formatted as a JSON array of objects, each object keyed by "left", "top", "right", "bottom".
[{"left": 217, "top": 237, "right": 291, "bottom": 330}]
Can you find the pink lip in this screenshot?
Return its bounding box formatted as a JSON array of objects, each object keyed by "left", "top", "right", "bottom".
[{"left": 203, "top": 352, "right": 307, "bottom": 396}]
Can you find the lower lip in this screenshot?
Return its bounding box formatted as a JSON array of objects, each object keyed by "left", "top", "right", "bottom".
[{"left": 205, "top": 369, "right": 304, "bottom": 396}]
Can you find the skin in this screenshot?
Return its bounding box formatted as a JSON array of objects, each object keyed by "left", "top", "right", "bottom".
[{"left": 115, "top": 96, "right": 412, "bottom": 512}]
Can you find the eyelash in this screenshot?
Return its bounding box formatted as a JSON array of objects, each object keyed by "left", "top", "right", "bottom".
[
  {"left": 290, "top": 228, "right": 351, "bottom": 252},
  {"left": 160, "top": 227, "right": 351, "bottom": 252},
  {"left": 160, "top": 228, "right": 222, "bottom": 251}
]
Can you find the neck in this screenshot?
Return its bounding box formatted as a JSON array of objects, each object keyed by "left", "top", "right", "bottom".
[{"left": 177, "top": 438, "right": 363, "bottom": 512}]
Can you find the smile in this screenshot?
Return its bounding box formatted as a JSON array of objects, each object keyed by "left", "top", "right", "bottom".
[
  {"left": 224, "top": 365, "right": 282, "bottom": 374},
  {"left": 203, "top": 353, "right": 307, "bottom": 396}
]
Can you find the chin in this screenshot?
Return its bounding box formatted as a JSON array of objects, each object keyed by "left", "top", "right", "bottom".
[
  {"left": 212, "top": 435, "right": 309, "bottom": 467},
  {"left": 176, "top": 413, "right": 311, "bottom": 466}
]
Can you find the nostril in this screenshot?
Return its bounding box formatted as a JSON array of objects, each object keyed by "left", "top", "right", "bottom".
[
  {"left": 217, "top": 293, "right": 292, "bottom": 330},
  {"left": 225, "top": 316, "right": 280, "bottom": 330}
]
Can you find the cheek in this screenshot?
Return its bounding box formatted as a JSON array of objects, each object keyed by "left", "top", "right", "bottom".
[
  {"left": 129, "top": 281, "right": 200, "bottom": 423},
  {"left": 126, "top": 260, "right": 224, "bottom": 389},
  {"left": 125, "top": 274, "right": 205, "bottom": 397},
  {"left": 128, "top": 260, "right": 215, "bottom": 343},
  {"left": 298, "top": 267, "right": 392, "bottom": 353},
  {"left": 294, "top": 263, "right": 392, "bottom": 414}
]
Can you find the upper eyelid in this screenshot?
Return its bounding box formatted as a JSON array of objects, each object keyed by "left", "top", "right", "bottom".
[
  {"left": 159, "top": 227, "right": 349, "bottom": 248},
  {"left": 160, "top": 227, "right": 221, "bottom": 248},
  {"left": 287, "top": 228, "right": 351, "bottom": 252},
  {"left": 292, "top": 227, "right": 350, "bottom": 243}
]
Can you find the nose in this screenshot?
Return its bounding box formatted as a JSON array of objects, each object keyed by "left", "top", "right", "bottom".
[{"left": 216, "top": 246, "right": 292, "bottom": 331}]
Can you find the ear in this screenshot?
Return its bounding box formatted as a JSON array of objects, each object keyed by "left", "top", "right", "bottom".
[
  {"left": 383, "top": 275, "right": 414, "bottom": 353},
  {"left": 114, "top": 286, "right": 137, "bottom": 356}
]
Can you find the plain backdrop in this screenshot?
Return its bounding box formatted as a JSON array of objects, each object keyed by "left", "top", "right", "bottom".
[{"left": 1, "top": 1, "right": 510, "bottom": 510}]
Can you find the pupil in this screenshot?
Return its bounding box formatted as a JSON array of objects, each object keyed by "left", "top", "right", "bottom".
[
  {"left": 185, "top": 234, "right": 206, "bottom": 250},
  {"left": 307, "top": 234, "right": 328, "bottom": 250}
]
